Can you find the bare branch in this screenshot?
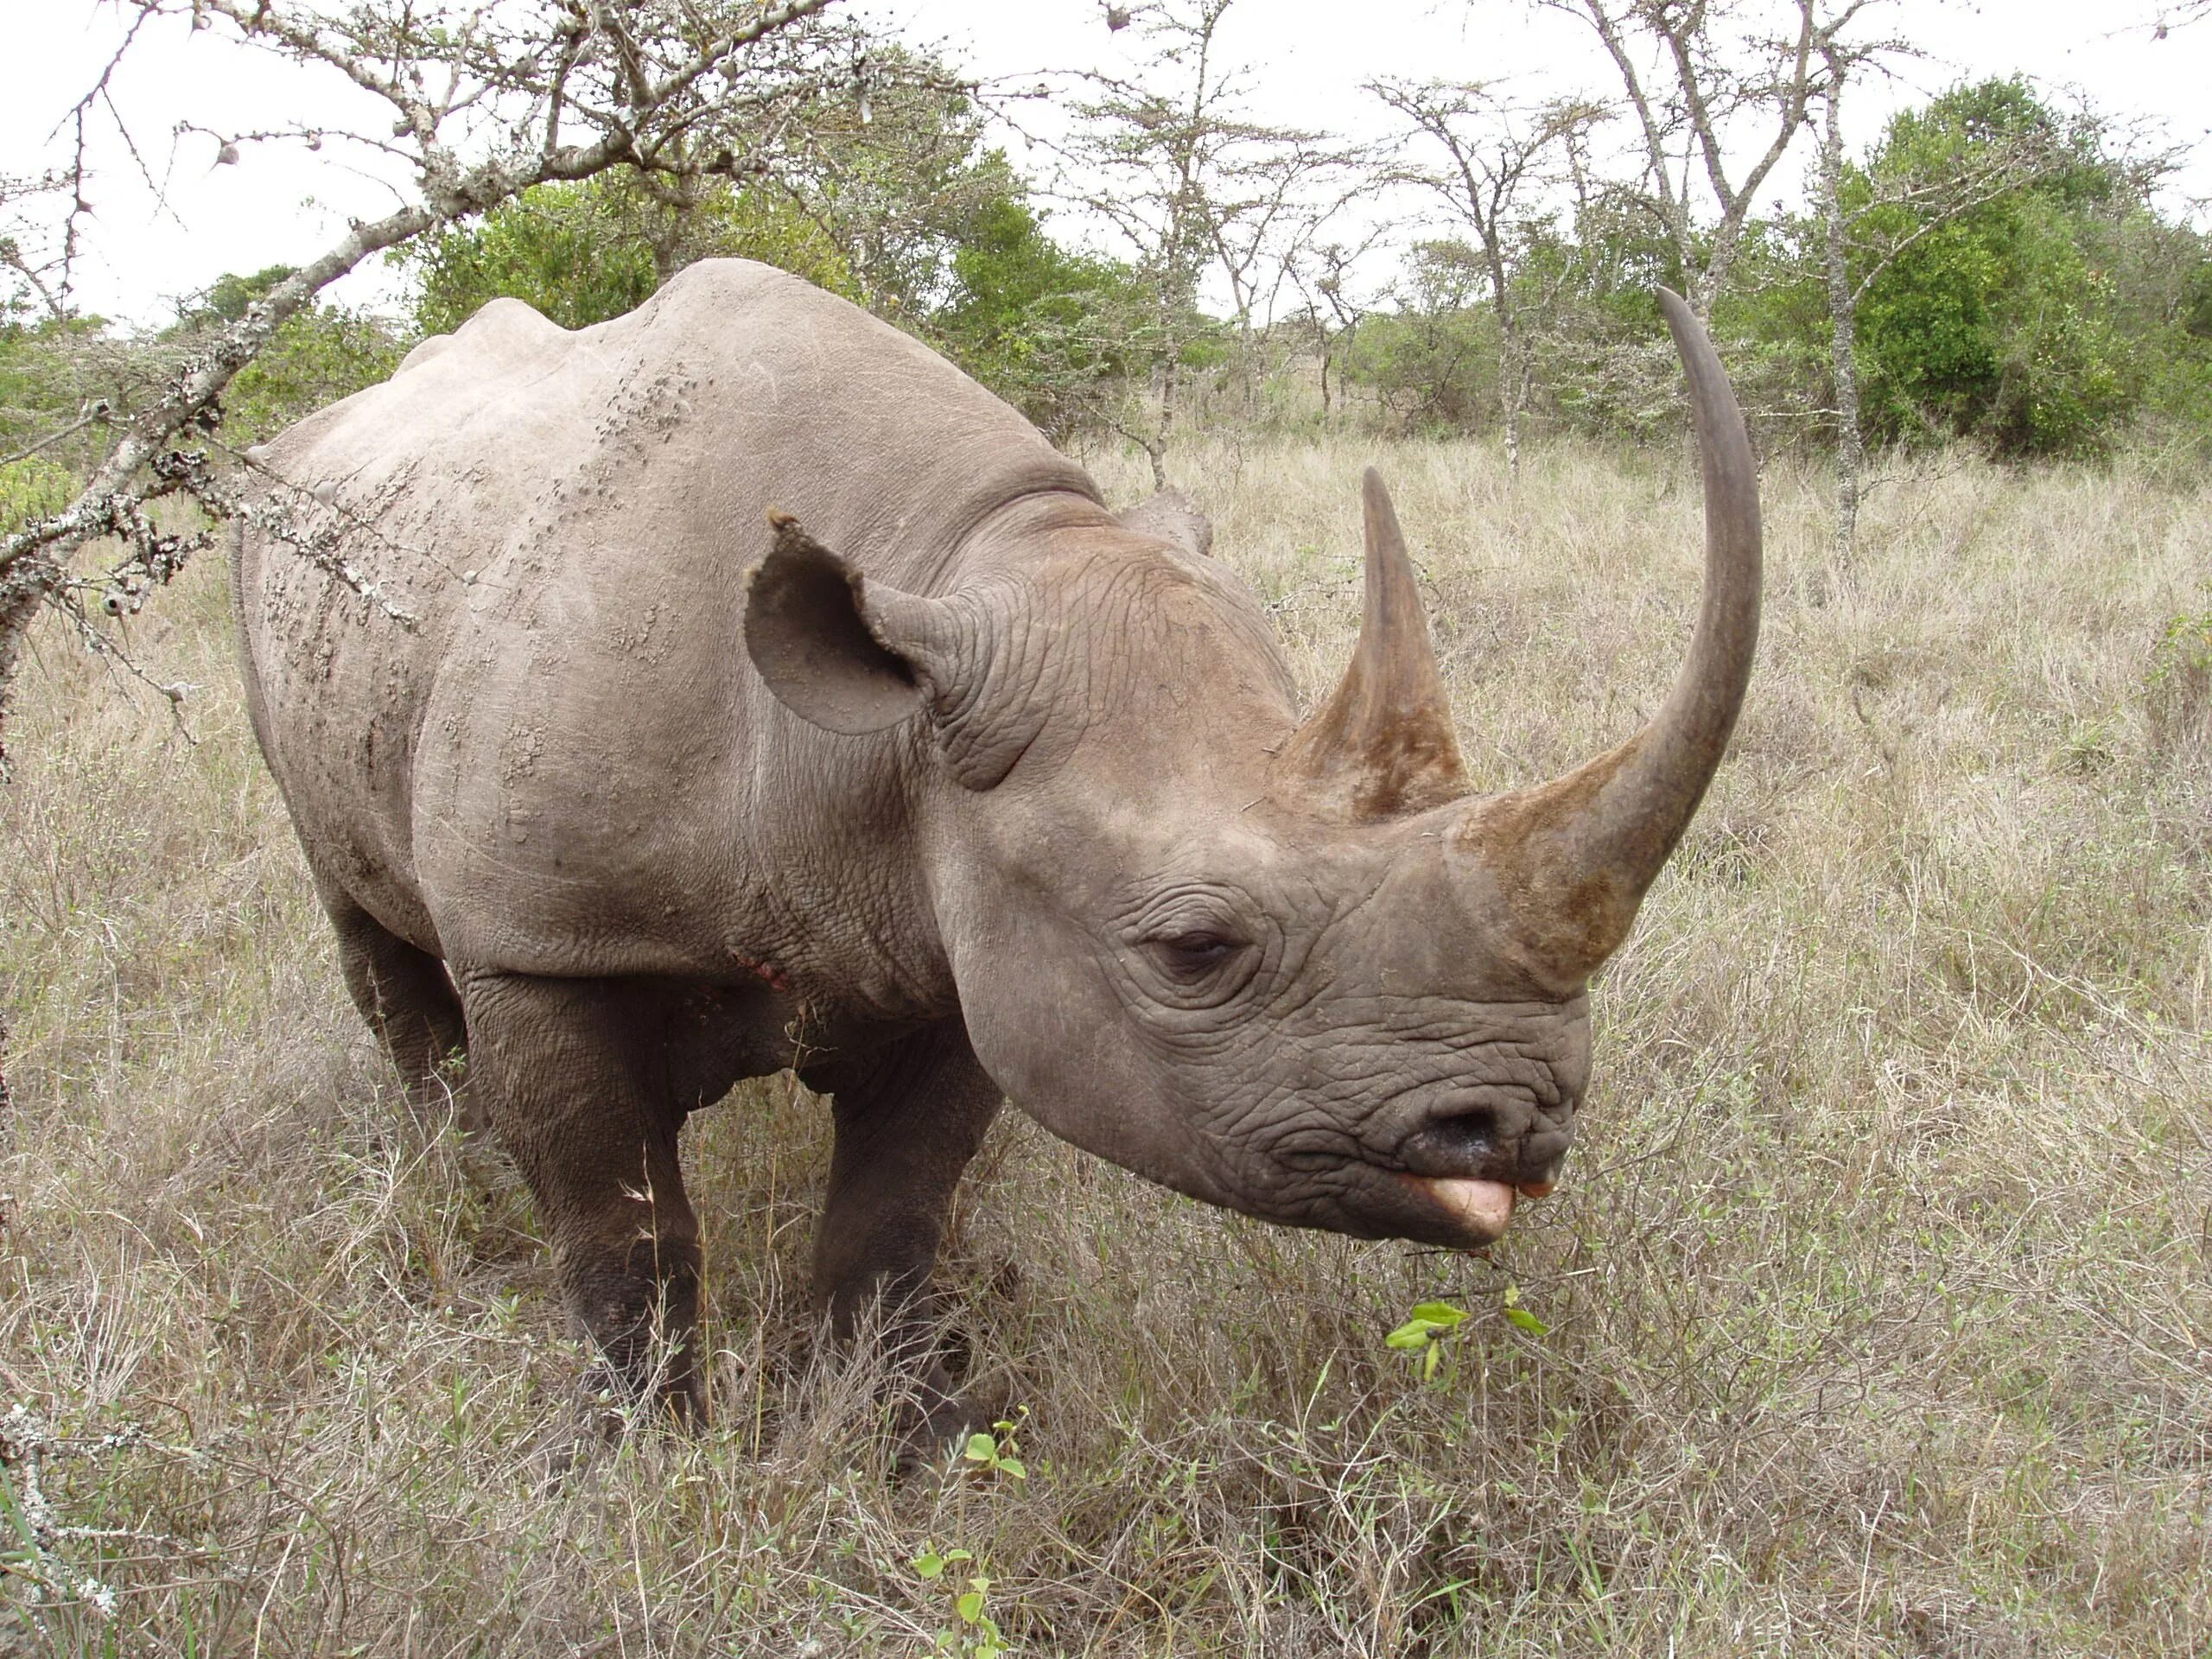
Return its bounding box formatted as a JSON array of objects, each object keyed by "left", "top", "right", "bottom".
[
  {"left": 1537, "top": 0, "right": 1879, "bottom": 314},
  {"left": 0, "top": 0, "right": 859, "bottom": 766}
]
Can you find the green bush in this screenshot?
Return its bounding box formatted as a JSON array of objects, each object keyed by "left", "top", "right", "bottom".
[
  {"left": 1338, "top": 241, "right": 1501, "bottom": 435},
  {"left": 399, "top": 179, "right": 855, "bottom": 338},
  {"left": 1853, "top": 80, "right": 2154, "bottom": 457},
  {"left": 0, "top": 454, "right": 73, "bottom": 532},
  {"left": 931, "top": 195, "right": 1155, "bottom": 438}
]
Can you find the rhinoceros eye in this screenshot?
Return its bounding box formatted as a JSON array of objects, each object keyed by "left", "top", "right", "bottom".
[
  {"left": 1119, "top": 884, "right": 1265, "bottom": 1007},
  {"left": 1147, "top": 930, "right": 1243, "bottom": 982}
]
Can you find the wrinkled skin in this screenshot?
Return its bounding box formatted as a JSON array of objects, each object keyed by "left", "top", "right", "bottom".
[{"left": 234, "top": 259, "right": 1758, "bottom": 1453}]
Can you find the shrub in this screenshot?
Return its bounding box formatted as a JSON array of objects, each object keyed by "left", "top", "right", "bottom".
[{"left": 2146, "top": 609, "right": 2212, "bottom": 757}]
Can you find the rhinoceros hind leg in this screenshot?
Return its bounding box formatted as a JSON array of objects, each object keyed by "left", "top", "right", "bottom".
[
  {"left": 321, "top": 890, "right": 472, "bottom": 1127},
  {"left": 457, "top": 969, "right": 705, "bottom": 1426},
  {"left": 804, "top": 1021, "right": 1002, "bottom": 1471}
]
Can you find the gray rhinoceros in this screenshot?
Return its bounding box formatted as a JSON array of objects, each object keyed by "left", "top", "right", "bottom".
[{"left": 235, "top": 258, "right": 1758, "bottom": 1446}]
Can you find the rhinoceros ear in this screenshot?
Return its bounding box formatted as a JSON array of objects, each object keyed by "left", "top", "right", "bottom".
[
  {"left": 1121, "top": 486, "right": 1213, "bottom": 560},
  {"left": 744, "top": 511, "right": 957, "bottom": 735}
]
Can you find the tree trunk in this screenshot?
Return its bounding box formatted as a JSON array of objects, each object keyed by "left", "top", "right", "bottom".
[
  {"left": 1485, "top": 244, "right": 1524, "bottom": 480},
  {"left": 1149, "top": 355, "right": 1179, "bottom": 491},
  {"left": 652, "top": 226, "right": 683, "bottom": 285},
  {"left": 1499, "top": 322, "right": 1528, "bottom": 481},
  {"left": 1820, "top": 78, "right": 1861, "bottom": 563}
]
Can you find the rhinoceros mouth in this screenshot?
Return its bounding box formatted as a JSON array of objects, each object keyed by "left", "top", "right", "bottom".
[
  {"left": 1396, "top": 1173, "right": 1517, "bottom": 1243},
  {"left": 1262, "top": 1100, "right": 1566, "bottom": 1246}
]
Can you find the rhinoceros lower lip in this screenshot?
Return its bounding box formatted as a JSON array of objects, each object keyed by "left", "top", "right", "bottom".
[{"left": 1400, "top": 1174, "right": 1516, "bottom": 1243}]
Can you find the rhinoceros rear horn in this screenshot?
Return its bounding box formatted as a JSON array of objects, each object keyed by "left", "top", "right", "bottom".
[
  {"left": 1121, "top": 486, "right": 1214, "bottom": 560},
  {"left": 1272, "top": 468, "right": 1470, "bottom": 820},
  {"left": 744, "top": 511, "right": 956, "bottom": 735},
  {"left": 1459, "top": 289, "right": 1763, "bottom": 985}
]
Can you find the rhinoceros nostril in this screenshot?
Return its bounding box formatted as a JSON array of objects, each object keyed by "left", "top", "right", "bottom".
[{"left": 1419, "top": 1109, "right": 1497, "bottom": 1168}]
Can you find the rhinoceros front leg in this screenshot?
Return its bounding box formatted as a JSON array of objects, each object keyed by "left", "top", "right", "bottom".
[
  {"left": 457, "top": 969, "right": 705, "bottom": 1426},
  {"left": 804, "top": 1021, "right": 1002, "bottom": 1465}
]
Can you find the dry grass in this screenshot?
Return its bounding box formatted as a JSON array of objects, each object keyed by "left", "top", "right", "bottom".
[{"left": 3, "top": 435, "right": 2209, "bottom": 1656}]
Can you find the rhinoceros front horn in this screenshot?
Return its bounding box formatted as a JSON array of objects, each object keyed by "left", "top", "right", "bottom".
[
  {"left": 1279, "top": 289, "right": 1762, "bottom": 987},
  {"left": 1459, "top": 288, "right": 1763, "bottom": 984},
  {"left": 1273, "top": 467, "right": 1471, "bottom": 820}
]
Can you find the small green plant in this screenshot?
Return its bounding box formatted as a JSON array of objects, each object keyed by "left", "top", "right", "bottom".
[
  {"left": 958, "top": 1412, "right": 1027, "bottom": 1481},
  {"left": 1386, "top": 1300, "right": 1469, "bottom": 1382},
  {"left": 1499, "top": 1282, "right": 1552, "bottom": 1338},
  {"left": 2056, "top": 715, "right": 2117, "bottom": 774},
  {"left": 2146, "top": 609, "right": 2212, "bottom": 754},
  {"left": 912, "top": 1545, "right": 1008, "bottom": 1658},
  {"left": 1387, "top": 1287, "right": 1550, "bottom": 1381}
]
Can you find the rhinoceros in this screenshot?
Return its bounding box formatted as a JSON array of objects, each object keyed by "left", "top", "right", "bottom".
[{"left": 234, "top": 258, "right": 1758, "bottom": 1448}]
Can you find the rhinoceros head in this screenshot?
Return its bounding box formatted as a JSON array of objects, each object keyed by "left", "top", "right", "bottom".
[{"left": 745, "top": 290, "right": 1759, "bottom": 1249}]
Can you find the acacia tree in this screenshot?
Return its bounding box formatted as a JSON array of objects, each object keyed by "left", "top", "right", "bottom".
[
  {"left": 0, "top": 0, "right": 911, "bottom": 766},
  {"left": 1209, "top": 145, "right": 1365, "bottom": 404},
  {"left": 1286, "top": 234, "right": 1386, "bottom": 418},
  {"left": 757, "top": 60, "right": 1031, "bottom": 323},
  {"left": 1371, "top": 80, "right": 1602, "bottom": 474},
  {"left": 1538, "top": 0, "right": 1866, "bottom": 318},
  {"left": 1053, "top": 0, "right": 1351, "bottom": 483},
  {"left": 400, "top": 56, "right": 1016, "bottom": 339}
]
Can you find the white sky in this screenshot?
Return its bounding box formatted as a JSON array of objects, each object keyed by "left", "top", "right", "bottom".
[{"left": 5, "top": 0, "right": 2207, "bottom": 328}]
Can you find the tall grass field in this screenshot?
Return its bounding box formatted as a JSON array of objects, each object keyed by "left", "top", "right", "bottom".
[{"left": 3, "top": 435, "right": 2209, "bottom": 1656}]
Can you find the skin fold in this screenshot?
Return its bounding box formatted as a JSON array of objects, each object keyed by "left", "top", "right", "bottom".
[{"left": 233, "top": 259, "right": 1760, "bottom": 1454}]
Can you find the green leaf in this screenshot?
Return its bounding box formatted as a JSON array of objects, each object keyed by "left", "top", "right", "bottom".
[
  {"left": 1504, "top": 1305, "right": 1551, "bottom": 1337},
  {"left": 994, "top": 1455, "right": 1027, "bottom": 1480},
  {"left": 1389, "top": 1299, "right": 1471, "bottom": 1352},
  {"left": 912, "top": 1551, "right": 944, "bottom": 1580},
  {"left": 957, "top": 1590, "right": 986, "bottom": 1624},
  {"left": 963, "top": 1433, "right": 998, "bottom": 1463},
  {"left": 0, "top": 1471, "right": 35, "bottom": 1548}
]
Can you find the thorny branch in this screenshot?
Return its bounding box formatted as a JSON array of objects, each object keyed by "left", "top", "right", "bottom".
[
  {"left": 0, "top": 0, "right": 875, "bottom": 771},
  {"left": 0, "top": 1402, "right": 213, "bottom": 1624}
]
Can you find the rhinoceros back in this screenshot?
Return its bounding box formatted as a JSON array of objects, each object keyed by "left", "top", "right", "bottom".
[{"left": 237, "top": 258, "right": 1096, "bottom": 975}]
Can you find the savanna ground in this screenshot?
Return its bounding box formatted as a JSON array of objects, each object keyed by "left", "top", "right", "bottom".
[{"left": 3, "top": 431, "right": 2209, "bottom": 1656}]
